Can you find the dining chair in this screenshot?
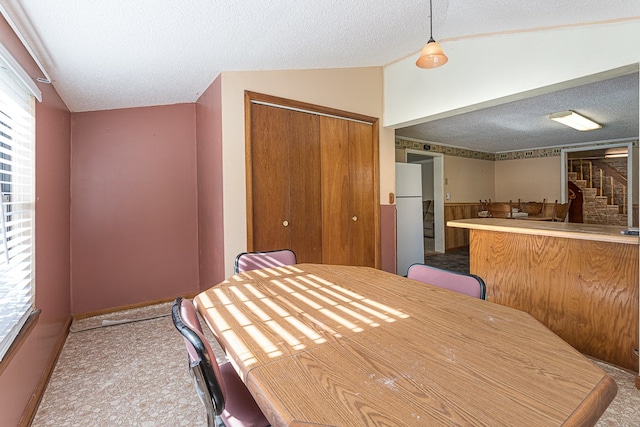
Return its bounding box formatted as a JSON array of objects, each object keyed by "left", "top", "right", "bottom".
[
  {"left": 172, "top": 298, "right": 270, "bottom": 427},
  {"left": 407, "top": 264, "right": 487, "bottom": 300},
  {"left": 234, "top": 249, "right": 297, "bottom": 273},
  {"left": 520, "top": 199, "right": 546, "bottom": 217},
  {"left": 487, "top": 201, "right": 513, "bottom": 219},
  {"left": 552, "top": 199, "right": 571, "bottom": 222}
]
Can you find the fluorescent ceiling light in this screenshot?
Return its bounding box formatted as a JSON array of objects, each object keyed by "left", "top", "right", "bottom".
[
  {"left": 604, "top": 148, "right": 628, "bottom": 158},
  {"left": 549, "top": 110, "right": 602, "bottom": 131}
]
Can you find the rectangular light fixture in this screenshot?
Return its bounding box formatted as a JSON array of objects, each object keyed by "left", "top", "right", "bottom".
[
  {"left": 604, "top": 147, "right": 628, "bottom": 158},
  {"left": 549, "top": 110, "right": 602, "bottom": 131}
]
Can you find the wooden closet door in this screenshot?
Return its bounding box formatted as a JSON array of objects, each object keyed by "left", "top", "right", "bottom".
[
  {"left": 348, "top": 121, "right": 376, "bottom": 267},
  {"left": 320, "top": 116, "right": 350, "bottom": 264},
  {"left": 250, "top": 103, "right": 291, "bottom": 250},
  {"left": 249, "top": 103, "right": 322, "bottom": 262},
  {"left": 287, "top": 110, "right": 322, "bottom": 263},
  {"left": 320, "top": 117, "right": 376, "bottom": 267}
]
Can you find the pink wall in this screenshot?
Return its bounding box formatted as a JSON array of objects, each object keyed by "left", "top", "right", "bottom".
[
  {"left": 380, "top": 205, "right": 397, "bottom": 273},
  {"left": 0, "top": 16, "right": 72, "bottom": 426},
  {"left": 71, "top": 105, "right": 199, "bottom": 314},
  {"left": 196, "top": 75, "right": 225, "bottom": 289}
]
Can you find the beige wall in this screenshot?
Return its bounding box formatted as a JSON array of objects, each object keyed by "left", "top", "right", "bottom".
[
  {"left": 495, "top": 157, "right": 562, "bottom": 202},
  {"left": 444, "top": 156, "right": 495, "bottom": 202},
  {"left": 220, "top": 68, "right": 394, "bottom": 276},
  {"left": 196, "top": 75, "right": 225, "bottom": 289}
]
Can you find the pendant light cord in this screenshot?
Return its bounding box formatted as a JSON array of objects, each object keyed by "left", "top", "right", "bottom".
[{"left": 430, "top": 0, "right": 434, "bottom": 39}]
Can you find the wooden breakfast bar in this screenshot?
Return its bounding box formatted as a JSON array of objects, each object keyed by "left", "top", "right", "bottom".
[
  {"left": 195, "top": 263, "right": 617, "bottom": 426},
  {"left": 448, "top": 218, "right": 640, "bottom": 386}
]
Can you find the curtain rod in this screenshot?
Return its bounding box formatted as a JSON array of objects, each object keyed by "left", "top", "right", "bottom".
[{"left": 0, "top": 3, "right": 51, "bottom": 85}]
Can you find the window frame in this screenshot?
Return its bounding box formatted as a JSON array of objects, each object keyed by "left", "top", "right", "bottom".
[{"left": 0, "top": 42, "right": 37, "bottom": 363}]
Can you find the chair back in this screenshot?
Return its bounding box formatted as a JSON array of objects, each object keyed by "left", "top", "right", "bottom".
[
  {"left": 172, "top": 298, "right": 270, "bottom": 427},
  {"left": 552, "top": 199, "right": 571, "bottom": 222},
  {"left": 172, "top": 298, "right": 226, "bottom": 416},
  {"left": 520, "top": 201, "right": 544, "bottom": 216},
  {"left": 235, "top": 249, "right": 297, "bottom": 273},
  {"left": 487, "top": 202, "right": 512, "bottom": 219},
  {"left": 407, "top": 264, "right": 487, "bottom": 300}
]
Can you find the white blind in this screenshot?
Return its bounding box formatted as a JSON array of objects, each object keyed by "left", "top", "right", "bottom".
[{"left": 0, "top": 49, "right": 35, "bottom": 362}]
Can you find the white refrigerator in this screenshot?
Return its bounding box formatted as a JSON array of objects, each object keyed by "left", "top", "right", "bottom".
[{"left": 395, "top": 163, "right": 424, "bottom": 276}]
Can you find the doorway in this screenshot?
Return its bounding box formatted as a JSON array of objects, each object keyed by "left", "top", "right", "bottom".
[
  {"left": 401, "top": 148, "right": 445, "bottom": 255},
  {"left": 561, "top": 140, "right": 636, "bottom": 227}
]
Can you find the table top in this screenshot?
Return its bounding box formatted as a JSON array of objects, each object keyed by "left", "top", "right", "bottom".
[
  {"left": 449, "top": 217, "right": 638, "bottom": 245},
  {"left": 195, "top": 263, "right": 617, "bottom": 427}
]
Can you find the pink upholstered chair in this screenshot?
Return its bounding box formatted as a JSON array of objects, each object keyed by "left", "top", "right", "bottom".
[
  {"left": 172, "top": 298, "right": 270, "bottom": 427},
  {"left": 406, "top": 264, "right": 487, "bottom": 300},
  {"left": 234, "top": 249, "right": 296, "bottom": 273}
]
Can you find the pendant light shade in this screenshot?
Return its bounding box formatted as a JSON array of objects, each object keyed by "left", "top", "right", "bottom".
[
  {"left": 416, "top": 0, "right": 448, "bottom": 69},
  {"left": 416, "top": 37, "right": 448, "bottom": 68}
]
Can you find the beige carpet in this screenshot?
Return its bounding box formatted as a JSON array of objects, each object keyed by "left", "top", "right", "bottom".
[
  {"left": 32, "top": 303, "right": 640, "bottom": 426},
  {"left": 69, "top": 302, "right": 174, "bottom": 332}
]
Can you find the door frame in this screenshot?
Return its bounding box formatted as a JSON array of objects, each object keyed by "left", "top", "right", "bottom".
[
  {"left": 402, "top": 148, "right": 445, "bottom": 253},
  {"left": 561, "top": 139, "right": 635, "bottom": 227},
  {"left": 244, "top": 91, "right": 382, "bottom": 267}
]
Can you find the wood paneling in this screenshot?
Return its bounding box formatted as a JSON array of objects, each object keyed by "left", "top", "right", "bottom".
[
  {"left": 470, "top": 228, "right": 639, "bottom": 372},
  {"left": 444, "top": 203, "right": 482, "bottom": 250}
]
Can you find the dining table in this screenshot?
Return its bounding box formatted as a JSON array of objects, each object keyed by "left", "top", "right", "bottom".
[{"left": 194, "top": 263, "right": 617, "bottom": 427}]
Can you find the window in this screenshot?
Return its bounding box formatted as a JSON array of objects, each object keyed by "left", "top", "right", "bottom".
[{"left": 0, "top": 44, "right": 36, "bottom": 362}]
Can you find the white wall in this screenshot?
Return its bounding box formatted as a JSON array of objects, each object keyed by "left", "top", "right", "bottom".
[{"left": 384, "top": 21, "right": 640, "bottom": 128}]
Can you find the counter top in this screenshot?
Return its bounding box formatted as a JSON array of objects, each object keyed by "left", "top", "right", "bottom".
[{"left": 448, "top": 218, "right": 639, "bottom": 245}]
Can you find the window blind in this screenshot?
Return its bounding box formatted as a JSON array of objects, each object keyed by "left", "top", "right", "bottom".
[{"left": 0, "top": 49, "right": 35, "bottom": 362}]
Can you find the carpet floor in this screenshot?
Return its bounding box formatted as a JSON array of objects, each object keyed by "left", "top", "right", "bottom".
[{"left": 32, "top": 292, "right": 640, "bottom": 426}]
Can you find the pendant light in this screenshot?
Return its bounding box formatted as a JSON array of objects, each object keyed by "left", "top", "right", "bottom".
[{"left": 416, "top": 0, "right": 448, "bottom": 69}]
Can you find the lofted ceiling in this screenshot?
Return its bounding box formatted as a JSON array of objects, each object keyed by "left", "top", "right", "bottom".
[{"left": 1, "top": 1, "right": 639, "bottom": 152}]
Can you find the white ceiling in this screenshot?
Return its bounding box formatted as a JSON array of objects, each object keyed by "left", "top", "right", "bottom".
[{"left": 1, "top": 0, "right": 639, "bottom": 152}]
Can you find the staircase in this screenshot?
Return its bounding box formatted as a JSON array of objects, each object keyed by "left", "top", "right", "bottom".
[{"left": 568, "top": 170, "right": 628, "bottom": 226}]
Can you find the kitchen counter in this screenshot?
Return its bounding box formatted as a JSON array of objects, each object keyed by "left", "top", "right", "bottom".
[
  {"left": 448, "top": 218, "right": 638, "bottom": 245},
  {"left": 449, "top": 218, "right": 639, "bottom": 387}
]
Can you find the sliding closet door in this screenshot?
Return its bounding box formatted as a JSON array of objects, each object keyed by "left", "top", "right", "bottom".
[
  {"left": 246, "top": 91, "right": 380, "bottom": 268},
  {"left": 320, "top": 116, "right": 350, "bottom": 264},
  {"left": 320, "top": 117, "right": 377, "bottom": 267},
  {"left": 248, "top": 102, "right": 322, "bottom": 262},
  {"left": 348, "top": 120, "right": 376, "bottom": 267},
  {"left": 287, "top": 109, "right": 322, "bottom": 262}
]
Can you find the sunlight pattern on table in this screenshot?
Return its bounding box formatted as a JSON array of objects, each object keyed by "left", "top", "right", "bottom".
[{"left": 200, "top": 269, "right": 412, "bottom": 369}]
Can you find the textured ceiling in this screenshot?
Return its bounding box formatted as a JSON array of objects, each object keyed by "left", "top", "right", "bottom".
[
  {"left": 1, "top": 0, "right": 639, "bottom": 152},
  {"left": 396, "top": 71, "right": 639, "bottom": 153}
]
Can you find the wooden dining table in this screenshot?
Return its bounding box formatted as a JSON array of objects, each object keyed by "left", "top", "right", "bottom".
[{"left": 194, "top": 263, "right": 617, "bottom": 427}]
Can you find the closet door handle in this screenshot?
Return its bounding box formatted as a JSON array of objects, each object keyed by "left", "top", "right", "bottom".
[
  {"left": 282, "top": 220, "right": 289, "bottom": 227},
  {"left": 352, "top": 216, "right": 358, "bottom": 222}
]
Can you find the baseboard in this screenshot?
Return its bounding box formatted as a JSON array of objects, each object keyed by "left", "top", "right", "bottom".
[
  {"left": 19, "top": 316, "right": 72, "bottom": 427},
  {"left": 74, "top": 294, "right": 198, "bottom": 320}
]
